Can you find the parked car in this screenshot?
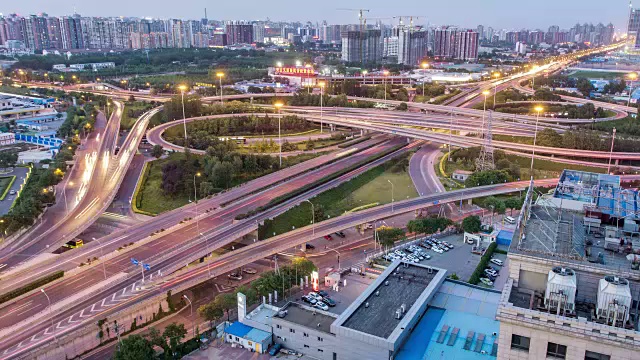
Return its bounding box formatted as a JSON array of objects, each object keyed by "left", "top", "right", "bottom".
[
  {"left": 308, "top": 292, "right": 323, "bottom": 302},
  {"left": 484, "top": 269, "right": 498, "bottom": 277},
  {"left": 322, "top": 297, "right": 336, "bottom": 307},
  {"left": 314, "top": 301, "right": 329, "bottom": 311},
  {"left": 306, "top": 243, "right": 316, "bottom": 250},
  {"left": 432, "top": 247, "right": 444, "bottom": 254},
  {"left": 323, "top": 235, "right": 333, "bottom": 241},
  {"left": 334, "top": 231, "right": 346, "bottom": 238},
  {"left": 490, "top": 258, "right": 504, "bottom": 266},
  {"left": 269, "top": 343, "right": 283, "bottom": 356},
  {"left": 228, "top": 272, "right": 243, "bottom": 281},
  {"left": 302, "top": 295, "right": 317, "bottom": 305},
  {"left": 242, "top": 268, "right": 257, "bottom": 274},
  {"left": 318, "top": 290, "right": 329, "bottom": 298},
  {"left": 480, "top": 278, "right": 494, "bottom": 287},
  {"left": 423, "top": 254, "right": 432, "bottom": 260}
]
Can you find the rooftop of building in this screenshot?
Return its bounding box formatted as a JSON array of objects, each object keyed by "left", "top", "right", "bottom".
[
  {"left": 340, "top": 262, "right": 440, "bottom": 339},
  {"left": 515, "top": 198, "right": 639, "bottom": 274},
  {"left": 224, "top": 321, "right": 272, "bottom": 343},
  {"left": 396, "top": 280, "right": 502, "bottom": 360},
  {"left": 276, "top": 302, "right": 337, "bottom": 334},
  {"left": 244, "top": 303, "right": 278, "bottom": 326}
]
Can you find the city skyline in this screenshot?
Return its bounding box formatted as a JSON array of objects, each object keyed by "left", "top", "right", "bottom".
[{"left": 0, "top": 0, "right": 629, "bottom": 31}]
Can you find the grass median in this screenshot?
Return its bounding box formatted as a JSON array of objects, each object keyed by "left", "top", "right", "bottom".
[
  {"left": 258, "top": 152, "right": 417, "bottom": 239},
  {"left": 0, "top": 271, "right": 64, "bottom": 305}
]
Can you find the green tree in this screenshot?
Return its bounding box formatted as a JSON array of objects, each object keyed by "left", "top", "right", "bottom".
[
  {"left": 504, "top": 197, "right": 523, "bottom": 216},
  {"left": 462, "top": 215, "right": 482, "bottom": 233},
  {"left": 396, "top": 102, "right": 408, "bottom": 111},
  {"left": 214, "top": 293, "right": 237, "bottom": 321},
  {"left": 0, "top": 152, "right": 18, "bottom": 170},
  {"left": 378, "top": 227, "right": 405, "bottom": 249},
  {"left": 113, "top": 334, "right": 154, "bottom": 360},
  {"left": 198, "top": 302, "right": 224, "bottom": 327},
  {"left": 536, "top": 128, "right": 562, "bottom": 147},
  {"left": 576, "top": 78, "right": 594, "bottom": 97},
  {"left": 163, "top": 322, "right": 187, "bottom": 356},
  {"left": 151, "top": 144, "right": 164, "bottom": 158}
]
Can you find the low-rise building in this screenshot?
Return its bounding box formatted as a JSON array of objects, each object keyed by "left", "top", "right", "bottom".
[
  {"left": 452, "top": 169, "right": 473, "bottom": 181},
  {"left": 223, "top": 321, "right": 272, "bottom": 353}
]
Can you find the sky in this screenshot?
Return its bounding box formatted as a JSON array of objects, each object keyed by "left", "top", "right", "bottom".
[{"left": 0, "top": 0, "right": 630, "bottom": 31}]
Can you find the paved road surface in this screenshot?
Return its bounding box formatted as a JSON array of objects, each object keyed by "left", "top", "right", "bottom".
[{"left": 409, "top": 144, "right": 446, "bottom": 197}]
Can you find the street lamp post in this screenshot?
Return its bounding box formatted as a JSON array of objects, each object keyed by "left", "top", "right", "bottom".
[
  {"left": 179, "top": 85, "right": 188, "bottom": 149},
  {"left": 183, "top": 295, "right": 195, "bottom": 339},
  {"left": 480, "top": 90, "right": 490, "bottom": 137},
  {"left": 274, "top": 102, "right": 284, "bottom": 167},
  {"left": 388, "top": 179, "right": 395, "bottom": 213},
  {"left": 92, "top": 237, "right": 107, "bottom": 280},
  {"left": 41, "top": 289, "right": 57, "bottom": 342},
  {"left": 362, "top": 70, "right": 368, "bottom": 85},
  {"left": 421, "top": 63, "right": 429, "bottom": 100},
  {"left": 383, "top": 70, "right": 390, "bottom": 102},
  {"left": 627, "top": 73, "right": 637, "bottom": 107},
  {"left": 304, "top": 200, "right": 315, "bottom": 235},
  {"left": 607, "top": 128, "right": 617, "bottom": 174},
  {"left": 216, "top": 72, "right": 224, "bottom": 105},
  {"left": 492, "top": 72, "right": 501, "bottom": 109},
  {"left": 530, "top": 106, "right": 544, "bottom": 179},
  {"left": 319, "top": 81, "right": 325, "bottom": 133},
  {"left": 193, "top": 172, "right": 201, "bottom": 237}
]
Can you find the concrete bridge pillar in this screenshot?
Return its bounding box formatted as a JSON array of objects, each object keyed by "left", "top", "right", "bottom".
[{"left": 615, "top": 159, "right": 619, "bottom": 166}]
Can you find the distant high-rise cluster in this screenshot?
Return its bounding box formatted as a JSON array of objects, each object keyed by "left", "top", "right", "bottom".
[
  {"left": 433, "top": 27, "right": 479, "bottom": 61},
  {"left": 0, "top": 13, "right": 263, "bottom": 51},
  {"left": 476, "top": 23, "right": 615, "bottom": 46}
]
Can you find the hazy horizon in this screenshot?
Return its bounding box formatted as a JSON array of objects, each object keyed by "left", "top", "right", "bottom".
[{"left": 0, "top": 0, "right": 630, "bottom": 31}]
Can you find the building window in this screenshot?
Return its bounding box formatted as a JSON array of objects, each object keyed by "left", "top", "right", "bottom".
[
  {"left": 317, "top": 337, "right": 323, "bottom": 342},
  {"left": 248, "top": 341, "right": 253, "bottom": 346},
  {"left": 290, "top": 329, "right": 295, "bottom": 333},
  {"left": 304, "top": 345, "right": 310, "bottom": 348},
  {"left": 303, "top": 333, "right": 309, "bottom": 337},
  {"left": 584, "top": 351, "right": 610, "bottom": 360},
  {"left": 318, "top": 349, "right": 324, "bottom": 353},
  {"left": 510, "top": 334, "right": 530, "bottom": 352},
  {"left": 547, "top": 342, "right": 567, "bottom": 359},
  {"left": 235, "top": 336, "right": 239, "bottom": 342},
  {"left": 276, "top": 324, "right": 281, "bottom": 329}
]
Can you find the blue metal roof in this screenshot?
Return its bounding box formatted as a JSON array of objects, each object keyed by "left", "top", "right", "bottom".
[
  {"left": 245, "top": 328, "right": 272, "bottom": 343},
  {"left": 224, "top": 322, "right": 253, "bottom": 338}
]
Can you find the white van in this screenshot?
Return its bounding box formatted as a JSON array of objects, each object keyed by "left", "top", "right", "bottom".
[{"left": 504, "top": 216, "right": 516, "bottom": 225}]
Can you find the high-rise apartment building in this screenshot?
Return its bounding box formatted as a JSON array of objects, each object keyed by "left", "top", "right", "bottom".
[
  {"left": 253, "top": 22, "right": 265, "bottom": 43},
  {"left": 433, "top": 27, "right": 478, "bottom": 61},
  {"left": 320, "top": 22, "right": 341, "bottom": 44},
  {"left": 226, "top": 21, "right": 253, "bottom": 45},
  {"left": 341, "top": 29, "right": 382, "bottom": 64},
  {"left": 397, "top": 27, "right": 428, "bottom": 65}
]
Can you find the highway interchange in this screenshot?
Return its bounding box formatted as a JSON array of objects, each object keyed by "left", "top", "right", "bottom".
[{"left": 0, "top": 42, "right": 637, "bottom": 358}]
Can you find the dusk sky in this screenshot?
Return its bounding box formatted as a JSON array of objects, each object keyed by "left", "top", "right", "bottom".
[{"left": 1, "top": 0, "right": 629, "bottom": 31}]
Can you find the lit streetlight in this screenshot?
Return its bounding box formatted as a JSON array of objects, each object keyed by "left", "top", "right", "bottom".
[
  {"left": 492, "top": 72, "right": 501, "bottom": 109},
  {"left": 178, "top": 85, "right": 188, "bottom": 149},
  {"left": 421, "top": 63, "right": 429, "bottom": 99},
  {"left": 318, "top": 81, "right": 325, "bottom": 133},
  {"left": 530, "top": 106, "right": 544, "bottom": 179},
  {"left": 304, "top": 200, "right": 315, "bottom": 236},
  {"left": 216, "top": 72, "right": 225, "bottom": 105},
  {"left": 627, "top": 72, "right": 638, "bottom": 107},
  {"left": 481, "top": 90, "right": 491, "bottom": 136},
  {"left": 274, "top": 102, "right": 284, "bottom": 167},
  {"left": 183, "top": 295, "right": 195, "bottom": 338},
  {"left": 383, "top": 70, "right": 390, "bottom": 102}
]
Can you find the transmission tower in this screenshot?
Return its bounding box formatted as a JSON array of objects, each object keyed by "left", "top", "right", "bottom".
[{"left": 476, "top": 110, "right": 495, "bottom": 171}]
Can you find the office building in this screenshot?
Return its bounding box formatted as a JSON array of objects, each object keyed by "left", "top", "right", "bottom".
[{"left": 341, "top": 29, "right": 382, "bottom": 64}]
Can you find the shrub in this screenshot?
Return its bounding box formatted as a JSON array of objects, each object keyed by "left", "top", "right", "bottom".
[
  {"left": 0, "top": 271, "right": 64, "bottom": 304},
  {"left": 468, "top": 242, "right": 497, "bottom": 285}
]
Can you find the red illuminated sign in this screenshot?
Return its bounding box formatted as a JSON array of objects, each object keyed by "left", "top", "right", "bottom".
[{"left": 275, "top": 67, "right": 316, "bottom": 77}]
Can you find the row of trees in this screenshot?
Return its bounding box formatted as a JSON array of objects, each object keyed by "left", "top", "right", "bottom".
[
  {"left": 161, "top": 97, "right": 273, "bottom": 124},
  {"left": 198, "top": 258, "right": 316, "bottom": 326},
  {"left": 289, "top": 93, "right": 375, "bottom": 108},
  {"left": 113, "top": 322, "right": 198, "bottom": 360},
  {"left": 164, "top": 115, "right": 315, "bottom": 150},
  {"left": 537, "top": 127, "right": 640, "bottom": 153},
  {"left": 159, "top": 141, "right": 309, "bottom": 198},
  {"left": 407, "top": 217, "right": 453, "bottom": 239}
]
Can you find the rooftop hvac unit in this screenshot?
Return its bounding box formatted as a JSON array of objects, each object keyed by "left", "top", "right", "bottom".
[
  {"left": 544, "top": 267, "right": 577, "bottom": 313},
  {"left": 597, "top": 276, "right": 632, "bottom": 324}
]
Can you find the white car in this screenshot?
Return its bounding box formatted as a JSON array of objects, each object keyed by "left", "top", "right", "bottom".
[
  {"left": 423, "top": 254, "right": 431, "bottom": 260},
  {"left": 432, "top": 247, "right": 444, "bottom": 254},
  {"left": 314, "top": 301, "right": 329, "bottom": 311},
  {"left": 308, "top": 292, "right": 323, "bottom": 302},
  {"left": 480, "top": 278, "right": 494, "bottom": 287},
  {"left": 490, "top": 258, "right": 504, "bottom": 266}
]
